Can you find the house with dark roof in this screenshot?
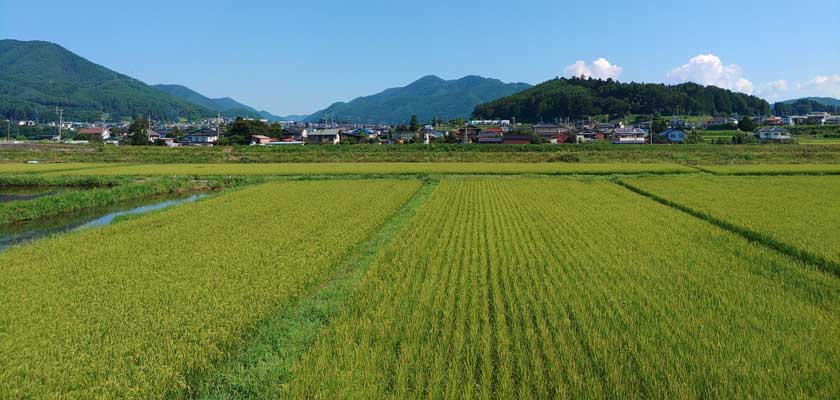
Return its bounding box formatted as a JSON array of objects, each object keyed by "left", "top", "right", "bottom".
[
  {"left": 182, "top": 130, "right": 219, "bottom": 145},
  {"left": 612, "top": 128, "right": 648, "bottom": 144}
]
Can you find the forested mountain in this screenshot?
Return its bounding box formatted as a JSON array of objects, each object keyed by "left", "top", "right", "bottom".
[
  {"left": 305, "top": 75, "right": 531, "bottom": 124},
  {"left": 473, "top": 77, "right": 771, "bottom": 122},
  {"left": 775, "top": 97, "right": 840, "bottom": 115},
  {"left": 0, "top": 40, "right": 216, "bottom": 121},
  {"left": 152, "top": 84, "right": 283, "bottom": 121}
]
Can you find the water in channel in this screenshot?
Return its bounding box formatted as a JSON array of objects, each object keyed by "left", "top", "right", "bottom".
[{"left": 0, "top": 193, "right": 206, "bottom": 252}]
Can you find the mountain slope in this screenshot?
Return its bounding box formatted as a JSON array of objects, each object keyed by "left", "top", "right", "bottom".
[
  {"left": 0, "top": 39, "right": 215, "bottom": 121},
  {"left": 305, "top": 75, "right": 531, "bottom": 124},
  {"left": 774, "top": 97, "right": 840, "bottom": 116},
  {"left": 152, "top": 84, "right": 283, "bottom": 121},
  {"left": 473, "top": 77, "right": 771, "bottom": 121},
  {"left": 780, "top": 97, "right": 840, "bottom": 107}
]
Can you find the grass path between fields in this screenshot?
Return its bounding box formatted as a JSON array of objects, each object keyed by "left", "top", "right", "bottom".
[
  {"left": 184, "top": 178, "right": 440, "bottom": 399},
  {"left": 614, "top": 179, "right": 840, "bottom": 277}
]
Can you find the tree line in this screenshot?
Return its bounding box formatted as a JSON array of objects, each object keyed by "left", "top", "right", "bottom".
[{"left": 473, "top": 77, "right": 771, "bottom": 122}]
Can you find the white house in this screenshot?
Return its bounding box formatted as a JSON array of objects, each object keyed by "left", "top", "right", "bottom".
[
  {"left": 756, "top": 127, "right": 791, "bottom": 141},
  {"left": 182, "top": 131, "right": 219, "bottom": 145},
  {"left": 612, "top": 128, "right": 648, "bottom": 144}
]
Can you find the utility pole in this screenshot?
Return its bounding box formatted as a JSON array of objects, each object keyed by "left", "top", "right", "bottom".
[
  {"left": 56, "top": 107, "right": 63, "bottom": 141},
  {"left": 6, "top": 119, "right": 10, "bottom": 142}
]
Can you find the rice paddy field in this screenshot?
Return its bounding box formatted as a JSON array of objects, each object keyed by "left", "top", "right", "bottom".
[
  {"left": 622, "top": 175, "right": 840, "bottom": 272},
  {"left": 41, "top": 162, "right": 697, "bottom": 176},
  {"left": 698, "top": 163, "right": 840, "bottom": 175},
  {"left": 1, "top": 162, "right": 840, "bottom": 398}
]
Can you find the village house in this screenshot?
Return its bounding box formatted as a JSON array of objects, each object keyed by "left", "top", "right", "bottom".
[
  {"left": 533, "top": 123, "right": 572, "bottom": 143},
  {"left": 306, "top": 128, "right": 341, "bottom": 145},
  {"left": 181, "top": 130, "right": 219, "bottom": 145},
  {"left": 612, "top": 128, "right": 648, "bottom": 144},
  {"left": 284, "top": 128, "right": 308, "bottom": 142},
  {"left": 659, "top": 128, "right": 687, "bottom": 143},
  {"left": 807, "top": 112, "right": 830, "bottom": 125},
  {"left": 756, "top": 127, "right": 791, "bottom": 142},
  {"left": 77, "top": 127, "right": 111, "bottom": 141},
  {"left": 455, "top": 125, "right": 481, "bottom": 143},
  {"left": 250, "top": 135, "right": 274, "bottom": 145},
  {"left": 576, "top": 130, "right": 604, "bottom": 143}
]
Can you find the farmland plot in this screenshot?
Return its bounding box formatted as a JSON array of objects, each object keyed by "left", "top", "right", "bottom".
[
  {"left": 0, "top": 179, "right": 420, "bottom": 398},
  {"left": 699, "top": 164, "right": 840, "bottom": 175},
  {"left": 288, "top": 178, "right": 840, "bottom": 398},
  {"left": 623, "top": 175, "right": 840, "bottom": 270}
]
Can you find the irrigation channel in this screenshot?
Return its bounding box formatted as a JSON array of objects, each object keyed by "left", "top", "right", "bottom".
[{"left": 0, "top": 193, "right": 206, "bottom": 252}]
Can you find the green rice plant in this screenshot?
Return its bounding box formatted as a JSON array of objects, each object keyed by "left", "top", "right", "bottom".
[
  {"left": 0, "top": 179, "right": 421, "bottom": 398},
  {"left": 47, "top": 162, "right": 695, "bottom": 176},
  {"left": 0, "top": 162, "right": 112, "bottom": 174},
  {"left": 622, "top": 175, "right": 840, "bottom": 271},
  {"left": 700, "top": 164, "right": 840, "bottom": 175},
  {"left": 287, "top": 178, "right": 840, "bottom": 398}
]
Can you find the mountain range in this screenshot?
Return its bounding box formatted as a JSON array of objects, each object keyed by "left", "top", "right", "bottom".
[
  {"left": 152, "top": 84, "right": 283, "bottom": 121},
  {"left": 780, "top": 97, "right": 840, "bottom": 106},
  {"left": 0, "top": 40, "right": 216, "bottom": 121},
  {"left": 305, "top": 75, "right": 532, "bottom": 124},
  {"left": 0, "top": 39, "right": 291, "bottom": 122}
]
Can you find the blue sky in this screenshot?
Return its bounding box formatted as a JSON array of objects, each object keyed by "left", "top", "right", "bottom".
[{"left": 2, "top": 0, "right": 839, "bottom": 115}]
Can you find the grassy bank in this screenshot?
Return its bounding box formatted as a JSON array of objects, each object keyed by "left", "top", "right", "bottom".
[
  {"left": 0, "top": 177, "right": 242, "bottom": 225},
  {"left": 46, "top": 162, "right": 697, "bottom": 176}
]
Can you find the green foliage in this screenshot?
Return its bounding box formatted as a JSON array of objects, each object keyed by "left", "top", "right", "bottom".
[
  {"left": 683, "top": 130, "right": 705, "bottom": 144},
  {"left": 224, "top": 117, "right": 283, "bottom": 145},
  {"left": 0, "top": 40, "right": 216, "bottom": 121},
  {"left": 652, "top": 118, "right": 668, "bottom": 134},
  {"left": 774, "top": 97, "right": 840, "bottom": 116},
  {"left": 731, "top": 132, "right": 758, "bottom": 144},
  {"left": 305, "top": 75, "right": 531, "bottom": 124},
  {"left": 127, "top": 117, "right": 150, "bottom": 146},
  {"left": 473, "top": 77, "right": 771, "bottom": 122},
  {"left": 738, "top": 116, "right": 755, "bottom": 132},
  {"left": 409, "top": 114, "right": 419, "bottom": 131}
]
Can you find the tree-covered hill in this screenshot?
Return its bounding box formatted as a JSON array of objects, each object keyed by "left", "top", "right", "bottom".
[
  {"left": 152, "top": 84, "right": 283, "bottom": 121},
  {"left": 775, "top": 97, "right": 840, "bottom": 115},
  {"left": 0, "top": 40, "right": 215, "bottom": 121},
  {"left": 473, "top": 77, "right": 771, "bottom": 122},
  {"left": 305, "top": 75, "right": 531, "bottom": 124}
]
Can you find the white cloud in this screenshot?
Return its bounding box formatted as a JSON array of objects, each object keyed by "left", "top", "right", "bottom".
[
  {"left": 564, "top": 58, "right": 623, "bottom": 80},
  {"left": 798, "top": 74, "right": 840, "bottom": 97},
  {"left": 667, "top": 54, "right": 754, "bottom": 94},
  {"left": 756, "top": 80, "right": 789, "bottom": 102}
]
